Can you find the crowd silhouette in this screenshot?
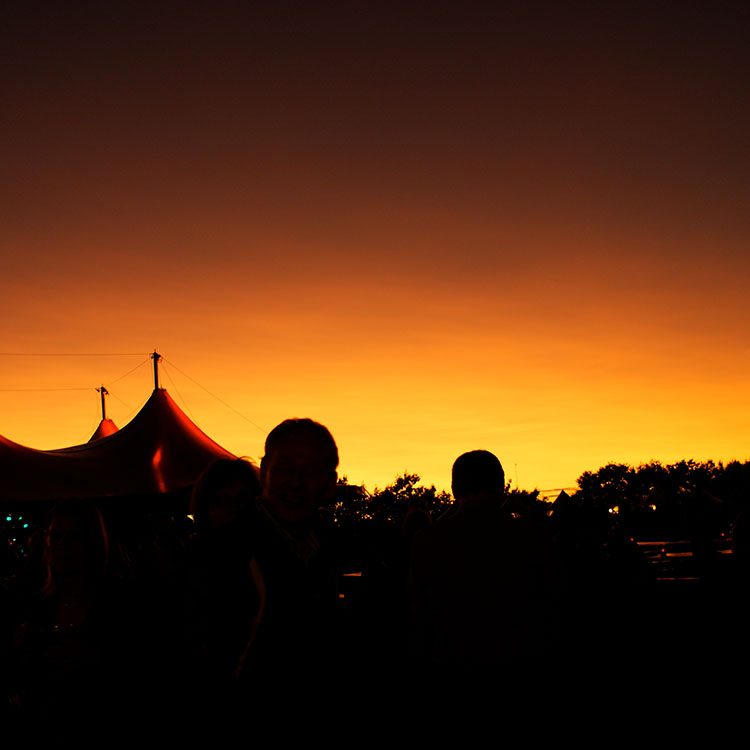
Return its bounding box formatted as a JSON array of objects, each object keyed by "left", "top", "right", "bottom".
[{"left": 1, "top": 418, "right": 748, "bottom": 727}]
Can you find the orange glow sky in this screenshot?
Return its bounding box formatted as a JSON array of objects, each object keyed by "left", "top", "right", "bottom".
[{"left": 1, "top": 3, "right": 748, "bottom": 495}]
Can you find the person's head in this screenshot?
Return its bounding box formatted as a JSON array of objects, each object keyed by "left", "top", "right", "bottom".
[
  {"left": 42, "top": 498, "right": 110, "bottom": 593},
  {"left": 260, "top": 418, "right": 338, "bottom": 529},
  {"left": 451, "top": 450, "right": 505, "bottom": 504},
  {"left": 189, "top": 457, "right": 261, "bottom": 533}
]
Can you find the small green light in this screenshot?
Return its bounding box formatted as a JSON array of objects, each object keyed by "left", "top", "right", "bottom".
[
  {"left": 23, "top": 523, "right": 29, "bottom": 529},
  {"left": 5, "top": 516, "right": 10, "bottom": 522}
]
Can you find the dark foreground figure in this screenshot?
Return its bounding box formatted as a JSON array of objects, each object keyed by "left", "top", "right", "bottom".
[{"left": 409, "top": 449, "right": 566, "bottom": 684}]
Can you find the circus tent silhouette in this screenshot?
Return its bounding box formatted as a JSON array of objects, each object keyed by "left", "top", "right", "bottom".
[{"left": 0, "top": 353, "right": 236, "bottom": 505}]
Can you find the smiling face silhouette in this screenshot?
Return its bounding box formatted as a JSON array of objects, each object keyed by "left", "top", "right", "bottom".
[{"left": 261, "top": 431, "right": 337, "bottom": 528}]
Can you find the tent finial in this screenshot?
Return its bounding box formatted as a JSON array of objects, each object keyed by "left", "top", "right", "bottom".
[
  {"left": 151, "top": 350, "right": 162, "bottom": 390},
  {"left": 95, "top": 385, "right": 109, "bottom": 420}
]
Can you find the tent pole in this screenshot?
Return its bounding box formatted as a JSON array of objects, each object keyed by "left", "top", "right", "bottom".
[
  {"left": 151, "top": 351, "right": 162, "bottom": 390},
  {"left": 96, "top": 386, "right": 109, "bottom": 420}
]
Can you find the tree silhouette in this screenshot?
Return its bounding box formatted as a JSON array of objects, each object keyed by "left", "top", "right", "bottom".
[
  {"left": 573, "top": 458, "right": 745, "bottom": 541},
  {"left": 367, "top": 473, "right": 452, "bottom": 527}
]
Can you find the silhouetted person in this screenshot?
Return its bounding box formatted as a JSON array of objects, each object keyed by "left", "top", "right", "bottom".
[
  {"left": 181, "top": 457, "right": 264, "bottom": 720},
  {"left": 402, "top": 497, "right": 433, "bottom": 541},
  {"left": 409, "top": 450, "right": 565, "bottom": 684},
  {"left": 356, "top": 495, "right": 433, "bottom": 678},
  {"left": 235, "top": 419, "right": 347, "bottom": 706},
  {"left": 8, "top": 499, "right": 144, "bottom": 728}
]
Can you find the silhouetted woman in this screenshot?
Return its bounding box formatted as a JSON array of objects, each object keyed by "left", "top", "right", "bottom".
[{"left": 181, "top": 457, "right": 265, "bottom": 721}]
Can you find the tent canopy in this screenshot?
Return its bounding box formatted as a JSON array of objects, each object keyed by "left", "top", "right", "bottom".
[
  {"left": 0, "top": 388, "right": 236, "bottom": 503},
  {"left": 89, "top": 418, "right": 119, "bottom": 442}
]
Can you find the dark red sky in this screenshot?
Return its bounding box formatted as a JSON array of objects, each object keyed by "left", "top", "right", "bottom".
[{"left": 1, "top": 2, "right": 748, "bottom": 492}]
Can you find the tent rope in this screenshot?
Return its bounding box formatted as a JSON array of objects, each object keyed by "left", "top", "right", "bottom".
[{"left": 162, "top": 358, "right": 266, "bottom": 434}]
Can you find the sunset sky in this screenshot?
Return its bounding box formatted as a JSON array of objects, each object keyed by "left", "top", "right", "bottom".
[{"left": 1, "top": 2, "right": 748, "bottom": 495}]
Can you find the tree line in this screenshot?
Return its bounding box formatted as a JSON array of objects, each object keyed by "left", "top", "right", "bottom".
[{"left": 327, "top": 459, "right": 750, "bottom": 539}]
